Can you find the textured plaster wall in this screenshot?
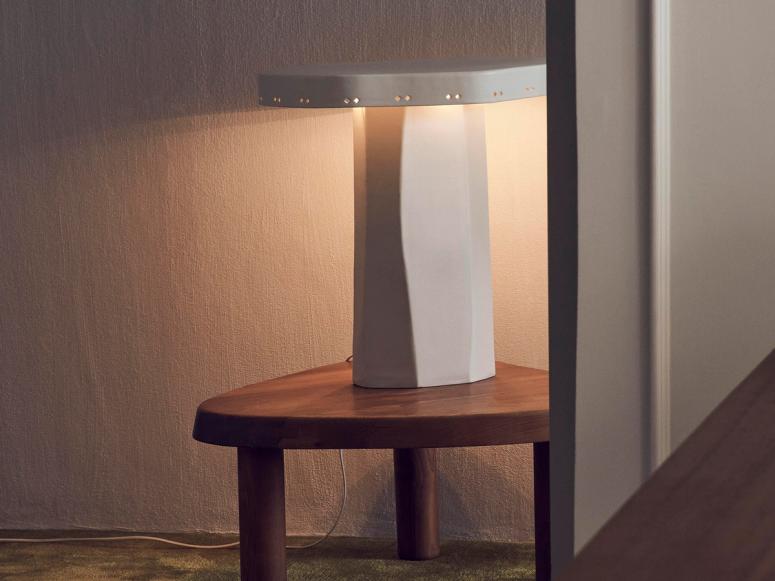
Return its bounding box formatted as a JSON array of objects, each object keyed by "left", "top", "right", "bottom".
[{"left": 0, "top": 0, "right": 546, "bottom": 541}]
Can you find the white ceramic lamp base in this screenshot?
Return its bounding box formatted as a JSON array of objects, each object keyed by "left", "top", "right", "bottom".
[{"left": 352, "top": 105, "right": 495, "bottom": 387}]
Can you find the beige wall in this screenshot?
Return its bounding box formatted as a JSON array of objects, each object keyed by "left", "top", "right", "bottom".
[
  {"left": 670, "top": 1, "right": 775, "bottom": 449},
  {"left": 0, "top": 1, "right": 547, "bottom": 541}
]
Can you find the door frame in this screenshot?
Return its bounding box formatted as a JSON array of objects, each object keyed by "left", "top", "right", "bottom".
[{"left": 651, "top": 0, "right": 672, "bottom": 468}]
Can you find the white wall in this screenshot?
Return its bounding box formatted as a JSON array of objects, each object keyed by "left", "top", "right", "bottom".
[
  {"left": 0, "top": 0, "right": 547, "bottom": 541},
  {"left": 670, "top": 1, "right": 775, "bottom": 449},
  {"left": 574, "top": 0, "right": 651, "bottom": 551}
]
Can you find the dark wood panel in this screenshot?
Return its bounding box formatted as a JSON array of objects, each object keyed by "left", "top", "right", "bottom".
[
  {"left": 561, "top": 348, "right": 775, "bottom": 580},
  {"left": 193, "top": 361, "right": 549, "bottom": 449}
]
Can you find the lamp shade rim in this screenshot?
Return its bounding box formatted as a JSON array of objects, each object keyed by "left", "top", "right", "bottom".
[{"left": 258, "top": 57, "right": 546, "bottom": 109}]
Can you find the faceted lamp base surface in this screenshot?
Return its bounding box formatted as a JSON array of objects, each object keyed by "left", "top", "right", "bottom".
[{"left": 352, "top": 105, "right": 495, "bottom": 388}]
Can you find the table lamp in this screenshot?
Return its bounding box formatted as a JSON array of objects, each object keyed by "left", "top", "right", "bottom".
[{"left": 259, "top": 58, "right": 546, "bottom": 388}]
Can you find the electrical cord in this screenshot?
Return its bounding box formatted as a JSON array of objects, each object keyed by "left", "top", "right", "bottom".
[
  {"left": 0, "top": 535, "right": 239, "bottom": 550},
  {"left": 285, "top": 448, "right": 347, "bottom": 549},
  {"left": 0, "top": 446, "right": 348, "bottom": 549},
  {"left": 1, "top": 357, "right": 355, "bottom": 550}
]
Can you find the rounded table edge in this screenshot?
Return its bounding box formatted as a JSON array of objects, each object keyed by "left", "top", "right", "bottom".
[{"left": 193, "top": 406, "right": 549, "bottom": 449}]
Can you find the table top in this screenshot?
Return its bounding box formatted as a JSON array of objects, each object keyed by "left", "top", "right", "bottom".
[
  {"left": 560, "top": 349, "right": 775, "bottom": 581},
  {"left": 193, "top": 361, "right": 549, "bottom": 449}
]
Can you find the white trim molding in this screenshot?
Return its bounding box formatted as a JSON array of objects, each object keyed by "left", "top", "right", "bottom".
[{"left": 651, "top": 0, "right": 672, "bottom": 469}]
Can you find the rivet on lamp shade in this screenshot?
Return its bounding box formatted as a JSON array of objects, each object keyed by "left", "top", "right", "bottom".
[{"left": 259, "top": 58, "right": 547, "bottom": 388}]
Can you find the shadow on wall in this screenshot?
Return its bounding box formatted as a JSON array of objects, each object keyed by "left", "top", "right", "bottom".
[
  {"left": 288, "top": 446, "right": 536, "bottom": 541},
  {"left": 1, "top": 0, "right": 544, "bottom": 145},
  {"left": 439, "top": 447, "right": 534, "bottom": 541},
  {"left": 0, "top": 0, "right": 545, "bottom": 538}
]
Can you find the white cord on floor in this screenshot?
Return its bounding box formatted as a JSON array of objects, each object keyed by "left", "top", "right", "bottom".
[
  {"left": 0, "top": 449, "right": 348, "bottom": 551},
  {"left": 0, "top": 535, "right": 239, "bottom": 550}
]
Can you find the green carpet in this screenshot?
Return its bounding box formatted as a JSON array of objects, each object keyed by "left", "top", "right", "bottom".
[{"left": 0, "top": 531, "right": 535, "bottom": 580}]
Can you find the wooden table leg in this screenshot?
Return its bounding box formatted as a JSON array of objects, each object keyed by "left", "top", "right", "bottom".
[
  {"left": 393, "top": 448, "right": 440, "bottom": 560},
  {"left": 238, "top": 447, "right": 286, "bottom": 581},
  {"left": 533, "top": 441, "right": 551, "bottom": 581}
]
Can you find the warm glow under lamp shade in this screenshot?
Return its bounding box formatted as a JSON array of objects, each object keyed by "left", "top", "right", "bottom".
[{"left": 258, "top": 59, "right": 546, "bottom": 388}]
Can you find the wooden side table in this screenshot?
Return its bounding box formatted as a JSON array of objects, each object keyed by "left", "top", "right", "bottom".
[{"left": 193, "top": 361, "right": 550, "bottom": 581}]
